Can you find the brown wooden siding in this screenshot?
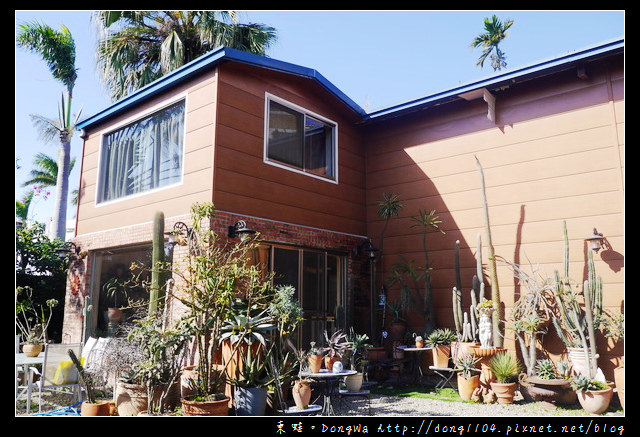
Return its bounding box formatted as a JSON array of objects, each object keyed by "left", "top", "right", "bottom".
[
  {"left": 364, "top": 58, "right": 624, "bottom": 374},
  {"left": 213, "top": 62, "right": 367, "bottom": 236},
  {"left": 74, "top": 71, "right": 219, "bottom": 236}
]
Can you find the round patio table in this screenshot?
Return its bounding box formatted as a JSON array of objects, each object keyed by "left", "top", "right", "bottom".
[
  {"left": 299, "top": 369, "right": 356, "bottom": 415},
  {"left": 395, "top": 346, "right": 432, "bottom": 380}
]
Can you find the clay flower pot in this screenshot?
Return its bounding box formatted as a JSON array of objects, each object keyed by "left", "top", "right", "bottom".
[
  {"left": 490, "top": 381, "right": 517, "bottom": 404},
  {"left": 292, "top": 380, "right": 312, "bottom": 409},
  {"left": 613, "top": 365, "right": 624, "bottom": 410},
  {"left": 80, "top": 401, "right": 113, "bottom": 416},
  {"left": 344, "top": 373, "right": 364, "bottom": 392},
  {"left": 457, "top": 374, "right": 480, "bottom": 401},
  {"left": 577, "top": 387, "right": 613, "bottom": 415},
  {"left": 324, "top": 355, "right": 339, "bottom": 372},
  {"left": 181, "top": 396, "right": 229, "bottom": 416},
  {"left": 308, "top": 355, "right": 322, "bottom": 373},
  {"left": 431, "top": 345, "right": 451, "bottom": 368},
  {"left": 22, "top": 343, "right": 43, "bottom": 357}
]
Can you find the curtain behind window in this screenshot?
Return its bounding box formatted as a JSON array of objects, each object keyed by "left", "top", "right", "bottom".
[{"left": 99, "top": 101, "right": 185, "bottom": 203}]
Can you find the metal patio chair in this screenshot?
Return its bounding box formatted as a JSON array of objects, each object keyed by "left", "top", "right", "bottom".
[{"left": 26, "top": 343, "right": 84, "bottom": 414}]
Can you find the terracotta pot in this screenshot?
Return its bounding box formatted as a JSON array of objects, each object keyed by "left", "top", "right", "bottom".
[
  {"left": 344, "top": 373, "right": 364, "bottom": 392},
  {"left": 181, "top": 396, "right": 229, "bottom": 416},
  {"left": 431, "top": 345, "right": 451, "bottom": 368},
  {"left": 415, "top": 340, "right": 424, "bottom": 348},
  {"left": 107, "top": 308, "right": 124, "bottom": 324},
  {"left": 567, "top": 347, "right": 602, "bottom": 377},
  {"left": 577, "top": 387, "right": 613, "bottom": 415},
  {"left": 80, "top": 401, "right": 112, "bottom": 416},
  {"left": 389, "top": 321, "right": 407, "bottom": 340},
  {"left": 22, "top": 343, "right": 43, "bottom": 357},
  {"left": 457, "top": 374, "right": 480, "bottom": 401},
  {"left": 115, "top": 382, "right": 147, "bottom": 416},
  {"left": 366, "top": 347, "right": 387, "bottom": 361},
  {"left": 613, "top": 365, "right": 624, "bottom": 410},
  {"left": 292, "top": 380, "right": 312, "bottom": 410},
  {"left": 324, "top": 355, "right": 339, "bottom": 371},
  {"left": 490, "top": 381, "right": 517, "bottom": 404},
  {"left": 451, "top": 342, "right": 480, "bottom": 364},
  {"left": 308, "top": 355, "right": 322, "bottom": 373}
]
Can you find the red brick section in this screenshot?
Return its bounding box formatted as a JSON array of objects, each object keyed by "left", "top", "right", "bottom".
[{"left": 62, "top": 210, "right": 373, "bottom": 343}]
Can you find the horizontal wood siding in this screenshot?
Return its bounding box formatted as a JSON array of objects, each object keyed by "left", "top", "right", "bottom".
[
  {"left": 214, "top": 63, "right": 366, "bottom": 236},
  {"left": 365, "top": 59, "right": 624, "bottom": 373},
  {"left": 75, "top": 72, "right": 218, "bottom": 236}
]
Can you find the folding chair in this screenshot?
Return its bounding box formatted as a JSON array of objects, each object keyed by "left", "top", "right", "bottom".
[
  {"left": 428, "top": 366, "right": 456, "bottom": 390},
  {"left": 27, "top": 343, "right": 84, "bottom": 414}
]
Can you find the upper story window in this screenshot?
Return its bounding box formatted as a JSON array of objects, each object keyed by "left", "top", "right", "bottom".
[
  {"left": 97, "top": 100, "right": 185, "bottom": 204},
  {"left": 265, "top": 94, "right": 338, "bottom": 182}
]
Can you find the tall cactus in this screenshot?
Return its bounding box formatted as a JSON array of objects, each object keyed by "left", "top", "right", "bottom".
[
  {"left": 451, "top": 234, "right": 484, "bottom": 342},
  {"left": 552, "top": 221, "right": 603, "bottom": 378},
  {"left": 475, "top": 156, "right": 501, "bottom": 347},
  {"left": 149, "top": 210, "right": 166, "bottom": 315}
]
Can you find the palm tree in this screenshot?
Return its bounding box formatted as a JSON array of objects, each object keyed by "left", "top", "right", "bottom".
[
  {"left": 92, "top": 11, "right": 277, "bottom": 101},
  {"left": 22, "top": 153, "right": 78, "bottom": 206},
  {"left": 17, "top": 21, "right": 80, "bottom": 241},
  {"left": 470, "top": 15, "right": 514, "bottom": 71}
]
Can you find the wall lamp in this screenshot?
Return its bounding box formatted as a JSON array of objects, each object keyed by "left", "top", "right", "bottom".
[
  {"left": 585, "top": 228, "right": 606, "bottom": 253},
  {"left": 56, "top": 241, "right": 84, "bottom": 260},
  {"left": 228, "top": 220, "right": 256, "bottom": 241},
  {"left": 164, "top": 221, "right": 193, "bottom": 252},
  {"left": 357, "top": 239, "right": 379, "bottom": 260}
]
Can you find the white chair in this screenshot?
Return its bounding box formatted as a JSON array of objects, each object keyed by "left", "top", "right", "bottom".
[{"left": 27, "top": 343, "right": 84, "bottom": 414}]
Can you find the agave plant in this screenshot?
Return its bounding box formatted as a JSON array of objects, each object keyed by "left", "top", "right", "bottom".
[
  {"left": 489, "top": 351, "right": 521, "bottom": 383},
  {"left": 322, "top": 329, "right": 351, "bottom": 359},
  {"left": 454, "top": 353, "right": 481, "bottom": 378},
  {"left": 571, "top": 374, "right": 609, "bottom": 393},
  {"left": 220, "top": 309, "right": 276, "bottom": 347},
  {"left": 535, "top": 359, "right": 557, "bottom": 380},
  {"left": 426, "top": 328, "right": 457, "bottom": 346}
]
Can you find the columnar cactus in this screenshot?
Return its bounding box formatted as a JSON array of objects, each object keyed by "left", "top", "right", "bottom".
[
  {"left": 149, "top": 210, "right": 166, "bottom": 315},
  {"left": 451, "top": 234, "right": 484, "bottom": 342}
]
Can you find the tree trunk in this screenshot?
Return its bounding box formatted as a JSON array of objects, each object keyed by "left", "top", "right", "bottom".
[{"left": 51, "top": 136, "right": 70, "bottom": 241}]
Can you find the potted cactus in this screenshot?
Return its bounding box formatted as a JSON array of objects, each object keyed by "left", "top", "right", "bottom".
[
  {"left": 426, "top": 328, "right": 457, "bottom": 368},
  {"left": 454, "top": 353, "right": 481, "bottom": 401},
  {"left": 321, "top": 329, "right": 351, "bottom": 372},
  {"left": 572, "top": 374, "right": 612, "bottom": 414},
  {"left": 489, "top": 351, "right": 521, "bottom": 404}
]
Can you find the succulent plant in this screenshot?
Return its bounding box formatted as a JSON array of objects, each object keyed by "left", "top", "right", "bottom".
[
  {"left": 535, "top": 359, "right": 557, "bottom": 380},
  {"left": 571, "top": 374, "right": 609, "bottom": 393},
  {"left": 556, "top": 360, "right": 572, "bottom": 379},
  {"left": 489, "top": 351, "right": 521, "bottom": 383},
  {"left": 455, "top": 353, "right": 481, "bottom": 378},
  {"left": 426, "top": 328, "right": 457, "bottom": 346}
]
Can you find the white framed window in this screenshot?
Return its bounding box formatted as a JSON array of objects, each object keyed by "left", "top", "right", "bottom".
[
  {"left": 96, "top": 98, "right": 186, "bottom": 204},
  {"left": 264, "top": 93, "right": 338, "bottom": 183}
]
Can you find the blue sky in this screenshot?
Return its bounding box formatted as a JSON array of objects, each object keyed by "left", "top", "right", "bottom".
[{"left": 15, "top": 10, "right": 624, "bottom": 227}]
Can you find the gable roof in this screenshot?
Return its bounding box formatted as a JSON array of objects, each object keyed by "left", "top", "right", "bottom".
[{"left": 76, "top": 38, "right": 623, "bottom": 131}]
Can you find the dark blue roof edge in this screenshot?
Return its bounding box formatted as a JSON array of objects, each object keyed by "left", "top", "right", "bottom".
[
  {"left": 77, "top": 38, "right": 623, "bottom": 131},
  {"left": 363, "top": 37, "right": 624, "bottom": 122},
  {"left": 76, "top": 46, "right": 366, "bottom": 130}
]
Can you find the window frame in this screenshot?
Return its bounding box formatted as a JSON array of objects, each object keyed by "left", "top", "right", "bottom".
[
  {"left": 263, "top": 93, "right": 339, "bottom": 184},
  {"left": 95, "top": 94, "right": 188, "bottom": 206}
]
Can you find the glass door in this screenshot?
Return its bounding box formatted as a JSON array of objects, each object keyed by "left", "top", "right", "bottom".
[{"left": 270, "top": 246, "right": 344, "bottom": 348}]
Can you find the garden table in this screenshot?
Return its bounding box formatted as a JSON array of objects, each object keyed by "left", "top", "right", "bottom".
[
  {"left": 396, "top": 346, "right": 432, "bottom": 381},
  {"left": 299, "top": 369, "right": 356, "bottom": 415},
  {"left": 16, "top": 352, "right": 44, "bottom": 400}
]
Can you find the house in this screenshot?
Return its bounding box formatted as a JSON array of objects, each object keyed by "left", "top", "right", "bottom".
[{"left": 64, "top": 38, "right": 624, "bottom": 379}]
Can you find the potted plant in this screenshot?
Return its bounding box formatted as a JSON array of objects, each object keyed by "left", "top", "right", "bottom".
[
  {"left": 102, "top": 277, "right": 128, "bottom": 324},
  {"left": 126, "top": 313, "right": 190, "bottom": 415},
  {"left": 307, "top": 341, "right": 324, "bottom": 373},
  {"left": 385, "top": 298, "right": 407, "bottom": 340},
  {"left": 321, "top": 329, "right": 351, "bottom": 371},
  {"left": 229, "top": 344, "right": 276, "bottom": 416},
  {"left": 413, "top": 332, "right": 425, "bottom": 348},
  {"left": 426, "top": 328, "right": 457, "bottom": 368},
  {"left": 344, "top": 328, "right": 372, "bottom": 392},
  {"left": 572, "top": 374, "right": 613, "bottom": 414},
  {"left": 170, "top": 203, "right": 271, "bottom": 416},
  {"left": 454, "top": 352, "right": 481, "bottom": 401},
  {"left": 519, "top": 359, "right": 576, "bottom": 405},
  {"left": 489, "top": 351, "right": 521, "bottom": 404},
  {"left": 67, "top": 349, "right": 112, "bottom": 416},
  {"left": 16, "top": 286, "right": 58, "bottom": 356}
]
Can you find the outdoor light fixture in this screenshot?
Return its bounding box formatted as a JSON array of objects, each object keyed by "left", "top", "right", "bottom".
[
  {"left": 585, "top": 228, "right": 606, "bottom": 253},
  {"left": 228, "top": 220, "right": 256, "bottom": 241},
  {"left": 56, "top": 241, "right": 82, "bottom": 260},
  {"left": 357, "top": 239, "right": 379, "bottom": 260}
]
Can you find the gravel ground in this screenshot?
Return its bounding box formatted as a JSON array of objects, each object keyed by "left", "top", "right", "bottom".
[{"left": 16, "top": 382, "right": 624, "bottom": 418}]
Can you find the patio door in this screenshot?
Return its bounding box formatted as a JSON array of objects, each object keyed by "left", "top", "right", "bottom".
[
  {"left": 270, "top": 246, "right": 345, "bottom": 348},
  {"left": 88, "top": 245, "right": 151, "bottom": 339}
]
